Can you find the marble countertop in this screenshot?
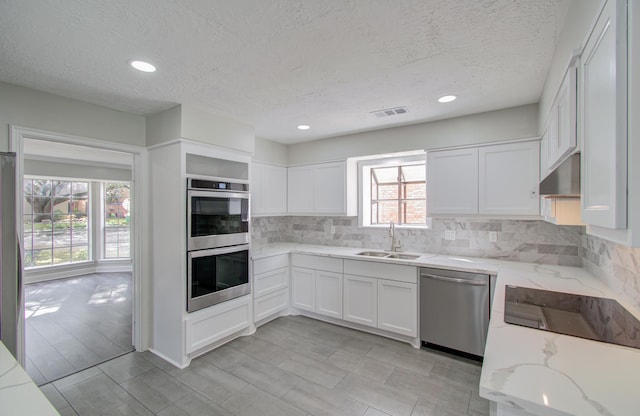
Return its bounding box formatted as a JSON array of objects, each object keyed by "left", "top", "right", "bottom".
[
  {"left": 252, "top": 243, "right": 640, "bottom": 416},
  {"left": 0, "top": 342, "right": 59, "bottom": 416}
]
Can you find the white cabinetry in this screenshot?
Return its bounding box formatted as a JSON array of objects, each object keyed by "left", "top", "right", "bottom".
[
  {"left": 427, "top": 148, "right": 478, "bottom": 215},
  {"left": 287, "top": 165, "right": 315, "bottom": 213},
  {"left": 291, "top": 254, "right": 343, "bottom": 319},
  {"left": 541, "top": 65, "right": 577, "bottom": 178},
  {"left": 377, "top": 279, "right": 417, "bottom": 337},
  {"left": 581, "top": 0, "right": 627, "bottom": 230},
  {"left": 149, "top": 140, "right": 252, "bottom": 367},
  {"left": 478, "top": 141, "right": 540, "bottom": 216},
  {"left": 251, "top": 162, "right": 287, "bottom": 216},
  {"left": 288, "top": 161, "right": 356, "bottom": 215},
  {"left": 316, "top": 271, "right": 343, "bottom": 319},
  {"left": 428, "top": 141, "right": 539, "bottom": 216},
  {"left": 253, "top": 254, "right": 289, "bottom": 325},
  {"left": 343, "top": 260, "right": 418, "bottom": 338},
  {"left": 343, "top": 274, "right": 378, "bottom": 327}
]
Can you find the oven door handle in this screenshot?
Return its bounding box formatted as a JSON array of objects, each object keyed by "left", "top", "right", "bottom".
[
  {"left": 188, "top": 244, "right": 250, "bottom": 258},
  {"left": 188, "top": 190, "right": 249, "bottom": 199}
]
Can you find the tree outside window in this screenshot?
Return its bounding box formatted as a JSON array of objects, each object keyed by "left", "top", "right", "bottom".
[
  {"left": 23, "top": 179, "right": 89, "bottom": 268},
  {"left": 104, "top": 182, "right": 131, "bottom": 259}
]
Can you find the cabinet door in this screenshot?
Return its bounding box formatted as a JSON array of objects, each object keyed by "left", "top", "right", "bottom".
[
  {"left": 540, "top": 131, "right": 550, "bottom": 180},
  {"left": 343, "top": 274, "right": 377, "bottom": 328},
  {"left": 427, "top": 148, "right": 478, "bottom": 214},
  {"left": 581, "top": 0, "right": 627, "bottom": 229},
  {"left": 314, "top": 161, "right": 346, "bottom": 214},
  {"left": 316, "top": 271, "right": 343, "bottom": 319},
  {"left": 250, "top": 162, "right": 264, "bottom": 214},
  {"left": 254, "top": 267, "right": 288, "bottom": 298},
  {"left": 478, "top": 141, "right": 539, "bottom": 215},
  {"left": 377, "top": 279, "right": 417, "bottom": 337},
  {"left": 288, "top": 165, "right": 315, "bottom": 213},
  {"left": 545, "top": 103, "right": 559, "bottom": 170},
  {"left": 261, "top": 164, "right": 288, "bottom": 214},
  {"left": 291, "top": 267, "right": 315, "bottom": 312},
  {"left": 553, "top": 66, "right": 577, "bottom": 167}
]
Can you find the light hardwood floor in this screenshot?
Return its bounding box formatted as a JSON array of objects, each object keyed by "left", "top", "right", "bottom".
[
  {"left": 25, "top": 272, "right": 134, "bottom": 385},
  {"left": 39, "top": 315, "right": 490, "bottom": 416}
]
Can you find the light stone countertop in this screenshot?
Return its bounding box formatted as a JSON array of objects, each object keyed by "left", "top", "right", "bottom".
[
  {"left": 0, "top": 341, "right": 59, "bottom": 416},
  {"left": 252, "top": 243, "right": 640, "bottom": 416}
]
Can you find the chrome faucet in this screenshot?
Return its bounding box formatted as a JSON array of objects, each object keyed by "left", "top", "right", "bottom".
[{"left": 389, "top": 221, "right": 402, "bottom": 252}]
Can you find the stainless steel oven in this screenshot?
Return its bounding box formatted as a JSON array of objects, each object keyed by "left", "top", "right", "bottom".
[
  {"left": 187, "top": 244, "right": 250, "bottom": 312},
  {"left": 187, "top": 178, "right": 249, "bottom": 251}
]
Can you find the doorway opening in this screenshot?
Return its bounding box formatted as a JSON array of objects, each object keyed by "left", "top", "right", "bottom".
[{"left": 10, "top": 128, "right": 147, "bottom": 385}]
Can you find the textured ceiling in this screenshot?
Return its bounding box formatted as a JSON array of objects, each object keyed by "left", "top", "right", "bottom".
[{"left": 0, "top": 0, "right": 569, "bottom": 144}]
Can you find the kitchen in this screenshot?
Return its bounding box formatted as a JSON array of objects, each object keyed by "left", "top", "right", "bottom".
[{"left": 1, "top": 0, "right": 640, "bottom": 415}]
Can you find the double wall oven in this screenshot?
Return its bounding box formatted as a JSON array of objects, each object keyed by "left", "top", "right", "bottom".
[{"left": 186, "top": 178, "right": 250, "bottom": 312}]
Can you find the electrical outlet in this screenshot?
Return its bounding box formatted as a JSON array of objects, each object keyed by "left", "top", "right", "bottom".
[
  {"left": 444, "top": 230, "right": 456, "bottom": 240},
  {"left": 489, "top": 231, "right": 498, "bottom": 242},
  {"left": 330, "top": 226, "right": 336, "bottom": 234}
]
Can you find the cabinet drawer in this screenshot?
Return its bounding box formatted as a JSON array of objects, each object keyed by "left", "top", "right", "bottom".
[
  {"left": 344, "top": 260, "right": 417, "bottom": 283},
  {"left": 254, "top": 267, "right": 288, "bottom": 297},
  {"left": 291, "top": 254, "right": 343, "bottom": 273},
  {"left": 253, "top": 254, "right": 289, "bottom": 275},
  {"left": 254, "top": 288, "right": 288, "bottom": 323},
  {"left": 185, "top": 297, "right": 250, "bottom": 354}
]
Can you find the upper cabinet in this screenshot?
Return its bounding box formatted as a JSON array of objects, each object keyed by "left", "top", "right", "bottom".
[
  {"left": 478, "top": 141, "right": 540, "bottom": 215},
  {"left": 427, "top": 148, "right": 478, "bottom": 215},
  {"left": 288, "top": 161, "right": 356, "bottom": 216},
  {"left": 541, "top": 63, "right": 578, "bottom": 180},
  {"left": 427, "top": 140, "right": 539, "bottom": 216},
  {"left": 581, "top": 0, "right": 628, "bottom": 230},
  {"left": 251, "top": 162, "right": 287, "bottom": 216}
]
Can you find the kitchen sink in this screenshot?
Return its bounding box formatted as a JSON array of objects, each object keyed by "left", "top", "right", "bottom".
[
  {"left": 356, "top": 251, "right": 389, "bottom": 257},
  {"left": 355, "top": 251, "right": 420, "bottom": 260},
  {"left": 385, "top": 253, "right": 420, "bottom": 260}
]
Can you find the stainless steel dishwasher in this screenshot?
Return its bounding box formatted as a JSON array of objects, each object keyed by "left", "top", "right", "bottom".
[{"left": 420, "top": 267, "right": 490, "bottom": 357}]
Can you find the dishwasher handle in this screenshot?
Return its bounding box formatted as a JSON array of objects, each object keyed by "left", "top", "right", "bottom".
[{"left": 420, "top": 272, "right": 488, "bottom": 286}]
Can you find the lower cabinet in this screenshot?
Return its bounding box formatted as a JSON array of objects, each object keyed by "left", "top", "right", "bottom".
[
  {"left": 254, "top": 288, "right": 288, "bottom": 322},
  {"left": 343, "top": 274, "right": 377, "bottom": 327},
  {"left": 291, "top": 254, "right": 344, "bottom": 319},
  {"left": 316, "top": 271, "right": 343, "bottom": 319},
  {"left": 185, "top": 295, "right": 251, "bottom": 354},
  {"left": 291, "top": 267, "right": 316, "bottom": 312},
  {"left": 377, "top": 279, "right": 417, "bottom": 337},
  {"left": 253, "top": 254, "right": 290, "bottom": 324},
  {"left": 343, "top": 259, "right": 418, "bottom": 338}
]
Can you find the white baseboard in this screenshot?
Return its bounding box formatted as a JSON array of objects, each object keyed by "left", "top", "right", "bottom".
[{"left": 24, "top": 260, "right": 132, "bottom": 284}]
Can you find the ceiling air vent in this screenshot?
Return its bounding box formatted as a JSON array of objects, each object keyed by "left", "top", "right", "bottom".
[{"left": 370, "top": 106, "right": 408, "bottom": 118}]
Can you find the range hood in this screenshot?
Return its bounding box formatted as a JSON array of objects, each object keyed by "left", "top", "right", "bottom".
[{"left": 539, "top": 153, "right": 580, "bottom": 197}]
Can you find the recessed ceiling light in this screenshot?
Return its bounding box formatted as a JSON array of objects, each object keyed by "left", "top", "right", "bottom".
[
  {"left": 297, "top": 125, "right": 310, "bottom": 130},
  {"left": 129, "top": 60, "right": 156, "bottom": 73},
  {"left": 438, "top": 95, "right": 456, "bottom": 103}
]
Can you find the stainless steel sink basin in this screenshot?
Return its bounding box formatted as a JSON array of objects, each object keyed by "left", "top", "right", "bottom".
[
  {"left": 355, "top": 251, "right": 420, "bottom": 260},
  {"left": 356, "top": 251, "right": 389, "bottom": 257},
  {"left": 385, "top": 253, "right": 420, "bottom": 260}
]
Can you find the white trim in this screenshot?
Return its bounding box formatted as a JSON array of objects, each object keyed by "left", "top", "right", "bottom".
[
  {"left": 23, "top": 260, "right": 132, "bottom": 284},
  {"left": 10, "top": 126, "right": 149, "bottom": 354},
  {"left": 425, "top": 136, "right": 541, "bottom": 153},
  {"left": 25, "top": 153, "right": 132, "bottom": 170},
  {"left": 357, "top": 152, "right": 429, "bottom": 228}
]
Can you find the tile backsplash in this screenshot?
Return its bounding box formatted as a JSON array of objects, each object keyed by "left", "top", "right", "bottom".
[
  {"left": 582, "top": 234, "right": 640, "bottom": 310},
  {"left": 251, "top": 216, "right": 584, "bottom": 266}
]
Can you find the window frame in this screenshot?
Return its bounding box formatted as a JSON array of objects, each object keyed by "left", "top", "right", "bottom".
[
  {"left": 358, "top": 153, "right": 431, "bottom": 229},
  {"left": 22, "top": 176, "right": 92, "bottom": 269},
  {"left": 102, "top": 181, "right": 132, "bottom": 260}
]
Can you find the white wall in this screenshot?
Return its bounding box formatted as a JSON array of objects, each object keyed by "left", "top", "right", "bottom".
[
  {"left": 287, "top": 104, "right": 538, "bottom": 165},
  {"left": 538, "top": 0, "right": 603, "bottom": 132},
  {"left": 254, "top": 137, "right": 288, "bottom": 165},
  {"left": 0, "top": 82, "right": 145, "bottom": 151},
  {"left": 180, "top": 105, "right": 255, "bottom": 154}
]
